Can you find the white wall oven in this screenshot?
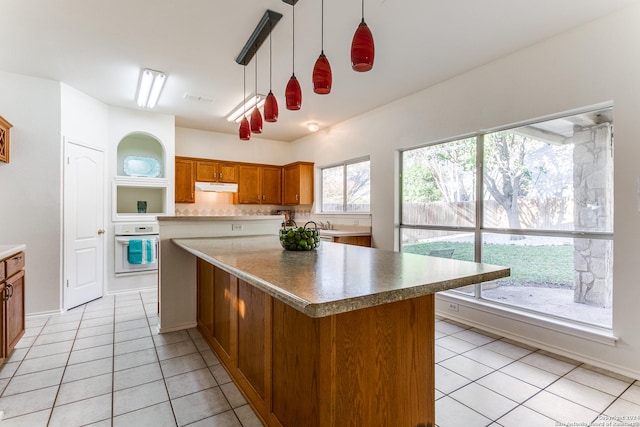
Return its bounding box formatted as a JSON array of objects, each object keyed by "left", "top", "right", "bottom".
[{"left": 114, "top": 223, "right": 159, "bottom": 275}]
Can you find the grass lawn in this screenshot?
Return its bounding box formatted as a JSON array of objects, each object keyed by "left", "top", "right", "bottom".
[{"left": 403, "top": 241, "right": 574, "bottom": 287}]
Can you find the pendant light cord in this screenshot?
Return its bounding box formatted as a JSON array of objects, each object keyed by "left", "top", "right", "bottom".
[
  {"left": 269, "top": 23, "right": 273, "bottom": 90},
  {"left": 254, "top": 49, "right": 258, "bottom": 97},
  {"left": 292, "top": 4, "right": 295, "bottom": 74},
  {"left": 321, "top": 0, "right": 324, "bottom": 52},
  {"left": 361, "top": 0, "right": 365, "bottom": 20},
  {"left": 243, "top": 66, "right": 246, "bottom": 117}
]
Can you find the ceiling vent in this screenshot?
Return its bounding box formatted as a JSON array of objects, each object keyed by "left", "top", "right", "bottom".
[{"left": 183, "top": 93, "right": 214, "bottom": 103}]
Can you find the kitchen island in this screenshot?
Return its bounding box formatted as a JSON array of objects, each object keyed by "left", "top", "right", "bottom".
[{"left": 170, "top": 236, "right": 509, "bottom": 427}]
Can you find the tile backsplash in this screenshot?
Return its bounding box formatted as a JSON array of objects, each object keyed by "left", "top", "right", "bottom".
[
  {"left": 174, "top": 192, "right": 371, "bottom": 232},
  {"left": 174, "top": 191, "right": 312, "bottom": 217}
]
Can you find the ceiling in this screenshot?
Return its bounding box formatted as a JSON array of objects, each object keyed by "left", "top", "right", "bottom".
[{"left": 1, "top": 0, "right": 637, "bottom": 142}]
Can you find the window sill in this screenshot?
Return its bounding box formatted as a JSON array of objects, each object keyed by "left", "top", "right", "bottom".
[{"left": 435, "top": 292, "right": 618, "bottom": 347}]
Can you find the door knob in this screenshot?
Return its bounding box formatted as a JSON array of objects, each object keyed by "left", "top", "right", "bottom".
[{"left": 98, "top": 229, "right": 105, "bottom": 235}]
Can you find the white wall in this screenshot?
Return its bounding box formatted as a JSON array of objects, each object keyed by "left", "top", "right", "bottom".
[
  {"left": 61, "top": 84, "right": 109, "bottom": 151},
  {"left": 175, "top": 127, "right": 290, "bottom": 165},
  {"left": 289, "top": 5, "right": 640, "bottom": 377},
  {"left": 0, "top": 71, "right": 62, "bottom": 315}
]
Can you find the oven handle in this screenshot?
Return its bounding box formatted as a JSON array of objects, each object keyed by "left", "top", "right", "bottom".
[{"left": 115, "top": 236, "right": 159, "bottom": 243}]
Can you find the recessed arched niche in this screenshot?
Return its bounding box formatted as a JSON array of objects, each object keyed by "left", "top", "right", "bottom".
[
  {"left": 117, "top": 132, "right": 165, "bottom": 178},
  {"left": 114, "top": 132, "right": 168, "bottom": 220}
]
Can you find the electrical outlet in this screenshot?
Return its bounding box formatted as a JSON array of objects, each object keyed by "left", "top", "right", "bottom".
[
  {"left": 447, "top": 303, "right": 459, "bottom": 312},
  {"left": 232, "top": 224, "right": 243, "bottom": 231},
  {"left": 353, "top": 219, "right": 359, "bottom": 225}
]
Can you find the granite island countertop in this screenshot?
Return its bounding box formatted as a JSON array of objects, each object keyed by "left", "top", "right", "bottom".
[{"left": 172, "top": 236, "right": 509, "bottom": 318}]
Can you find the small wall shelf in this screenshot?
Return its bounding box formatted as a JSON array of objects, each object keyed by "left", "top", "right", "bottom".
[{"left": 112, "top": 177, "right": 169, "bottom": 222}]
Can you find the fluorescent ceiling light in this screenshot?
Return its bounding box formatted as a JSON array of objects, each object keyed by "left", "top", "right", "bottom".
[
  {"left": 226, "top": 94, "right": 266, "bottom": 123},
  {"left": 137, "top": 68, "right": 166, "bottom": 108}
]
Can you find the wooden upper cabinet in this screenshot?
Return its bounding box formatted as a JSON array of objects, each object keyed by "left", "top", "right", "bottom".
[
  {"left": 196, "top": 161, "right": 237, "bottom": 183},
  {"left": 0, "top": 115, "right": 13, "bottom": 163},
  {"left": 236, "top": 164, "right": 282, "bottom": 205},
  {"left": 283, "top": 162, "right": 314, "bottom": 205},
  {"left": 175, "top": 158, "right": 195, "bottom": 203},
  {"left": 237, "top": 165, "right": 261, "bottom": 204},
  {"left": 262, "top": 166, "right": 282, "bottom": 205}
]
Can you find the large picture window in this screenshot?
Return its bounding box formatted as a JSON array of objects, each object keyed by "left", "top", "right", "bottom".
[
  {"left": 321, "top": 158, "right": 370, "bottom": 213},
  {"left": 400, "top": 107, "right": 614, "bottom": 328}
]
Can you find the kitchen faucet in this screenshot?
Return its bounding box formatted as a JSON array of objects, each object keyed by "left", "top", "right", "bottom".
[{"left": 326, "top": 221, "right": 331, "bottom": 230}]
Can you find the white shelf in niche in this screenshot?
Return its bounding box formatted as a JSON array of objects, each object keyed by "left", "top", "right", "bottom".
[
  {"left": 114, "top": 175, "right": 169, "bottom": 187},
  {"left": 112, "top": 177, "right": 169, "bottom": 222}
]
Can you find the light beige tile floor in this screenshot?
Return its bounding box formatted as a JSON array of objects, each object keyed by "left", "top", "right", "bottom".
[
  {"left": 0, "top": 291, "right": 262, "bottom": 426},
  {"left": 0, "top": 292, "right": 639, "bottom": 426}
]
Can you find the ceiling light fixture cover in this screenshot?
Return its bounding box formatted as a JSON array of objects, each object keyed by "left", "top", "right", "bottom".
[
  {"left": 351, "top": 0, "right": 374, "bottom": 72},
  {"left": 285, "top": 2, "right": 302, "bottom": 110},
  {"left": 136, "top": 68, "right": 166, "bottom": 108},
  {"left": 227, "top": 95, "right": 264, "bottom": 123},
  {"left": 312, "top": 0, "right": 332, "bottom": 94},
  {"left": 264, "top": 23, "right": 279, "bottom": 122}
]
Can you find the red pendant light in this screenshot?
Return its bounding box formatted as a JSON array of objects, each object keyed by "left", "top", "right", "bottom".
[
  {"left": 239, "top": 66, "right": 251, "bottom": 141},
  {"left": 264, "top": 25, "right": 279, "bottom": 122},
  {"left": 351, "top": 0, "right": 375, "bottom": 72},
  {"left": 239, "top": 116, "right": 251, "bottom": 141},
  {"left": 285, "top": 75, "right": 302, "bottom": 110},
  {"left": 285, "top": 2, "right": 302, "bottom": 110},
  {"left": 312, "top": 0, "right": 332, "bottom": 94},
  {"left": 250, "top": 53, "right": 263, "bottom": 133}
]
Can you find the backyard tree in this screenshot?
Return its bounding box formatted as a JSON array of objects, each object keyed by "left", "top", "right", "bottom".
[{"left": 483, "top": 132, "right": 531, "bottom": 231}]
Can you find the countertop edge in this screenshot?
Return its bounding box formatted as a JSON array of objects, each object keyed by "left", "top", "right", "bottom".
[
  {"left": 171, "top": 239, "right": 314, "bottom": 313},
  {"left": 171, "top": 237, "right": 510, "bottom": 318},
  {"left": 158, "top": 215, "right": 283, "bottom": 222},
  {"left": 0, "top": 244, "right": 27, "bottom": 260}
]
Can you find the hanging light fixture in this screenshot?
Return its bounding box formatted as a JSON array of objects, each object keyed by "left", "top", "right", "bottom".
[
  {"left": 264, "top": 24, "right": 279, "bottom": 122},
  {"left": 285, "top": 1, "right": 302, "bottom": 110},
  {"left": 351, "top": 0, "right": 375, "bottom": 72},
  {"left": 250, "top": 52, "right": 263, "bottom": 133},
  {"left": 239, "top": 66, "right": 251, "bottom": 140},
  {"left": 312, "top": 0, "right": 332, "bottom": 94}
]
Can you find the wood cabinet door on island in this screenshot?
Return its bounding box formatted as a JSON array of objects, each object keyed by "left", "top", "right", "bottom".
[
  {"left": 283, "top": 162, "right": 314, "bottom": 205},
  {"left": 195, "top": 258, "right": 435, "bottom": 427},
  {"left": 175, "top": 158, "right": 195, "bottom": 203}
]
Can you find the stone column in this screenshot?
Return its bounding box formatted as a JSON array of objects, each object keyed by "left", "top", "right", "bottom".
[{"left": 572, "top": 123, "right": 613, "bottom": 307}]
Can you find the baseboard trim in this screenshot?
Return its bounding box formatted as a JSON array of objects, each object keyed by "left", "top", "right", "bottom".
[
  {"left": 26, "top": 309, "right": 63, "bottom": 318},
  {"left": 157, "top": 321, "right": 197, "bottom": 334}
]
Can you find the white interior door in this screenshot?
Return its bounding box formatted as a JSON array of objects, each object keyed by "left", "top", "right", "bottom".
[{"left": 64, "top": 141, "right": 105, "bottom": 310}]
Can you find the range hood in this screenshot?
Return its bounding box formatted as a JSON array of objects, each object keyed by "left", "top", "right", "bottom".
[{"left": 195, "top": 182, "right": 239, "bottom": 193}]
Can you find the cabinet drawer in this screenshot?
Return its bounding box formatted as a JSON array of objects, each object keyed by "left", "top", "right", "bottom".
[
  {"left": 5, "top": 252, "right": 25, "bottom": 277},
  {"left": 0, "top": 260, "right": 4, "bottom": 281}
]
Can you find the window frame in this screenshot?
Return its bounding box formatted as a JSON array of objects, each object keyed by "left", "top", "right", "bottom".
[
  {"left": 319, "top": 156, "right": 371, "bottom": 213},
  {"left": 399, "top": 105, "right": 614, "bottom": 329}
]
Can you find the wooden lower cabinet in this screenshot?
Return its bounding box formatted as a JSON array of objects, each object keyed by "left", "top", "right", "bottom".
[
  {"left": 333, "top": 235, "right": 372, "bottom": 247},
  {"left": 196, "top": 259, "right": 435, "bottom": 427},
  {"left": 0, "top": 250, "right": 26, "bottom": 366}
]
